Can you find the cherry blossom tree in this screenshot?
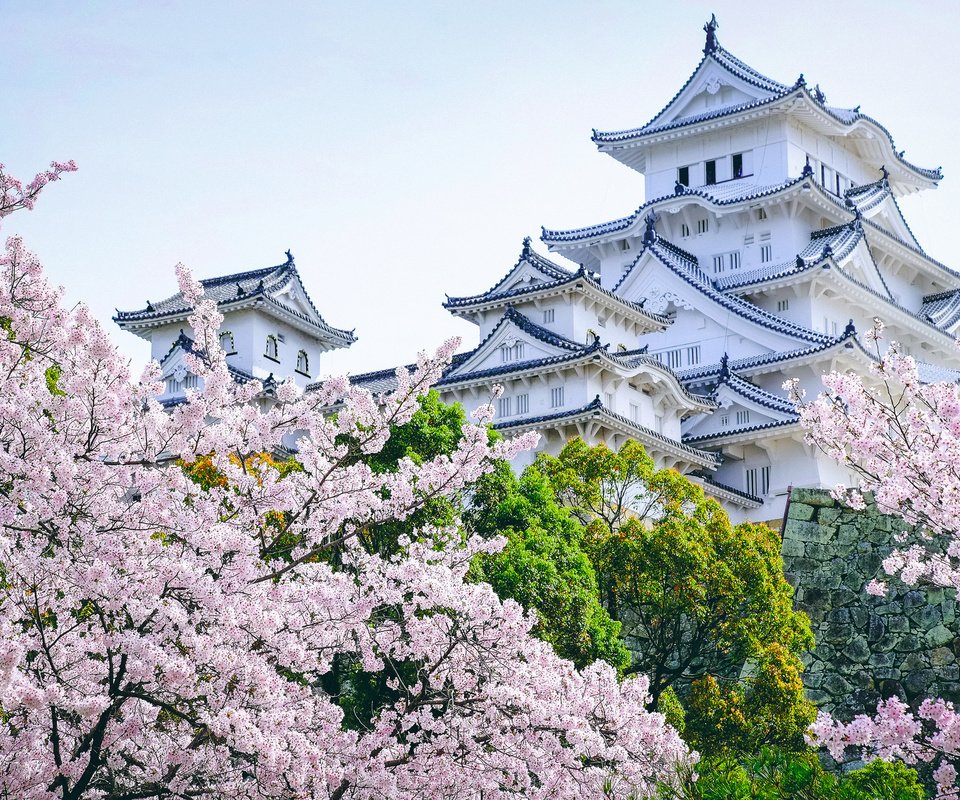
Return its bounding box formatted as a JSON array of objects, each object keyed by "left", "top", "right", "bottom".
[
  {"left": 0, "top": 165, "right": 689, "bottom": 799},
  {"left": 790, "top": 319, "right": 960, "bottom": 797}
]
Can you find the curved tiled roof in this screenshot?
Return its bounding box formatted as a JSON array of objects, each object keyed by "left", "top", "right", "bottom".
[
  {"left": 494, "top": 396, "right": 721, "bottom": 467},
  {"left": 445, "top": 263, "right": 670, "bottom": 328},
  {"left": 542, "top": 177, "right": 801, "bottom": 245},
  {"left": 715, "top": 222, "right": 865, "bottom": 292},
  {"left": 114, "top": 258, "right": 356, "bottom": 344},
  {"left": 676, "top": 327, "right": 860, "bottom": 384},
  {"left": 683, "top": 417, "right": 800, "bottom": 445},
  {"left": 613, "top": 235, "right": 833, "bottom": 345},
  {"left": 921, "top": 289, "right": 960, "bottom": 330},
  {"left": 712, "top": 366, "right": 798, "bottom": 415},
  {"left": 591, "top": 54, "right": 941, "bottom": 183},
  {"left": 694, "top": 475, "right": 764, "bottom": 508}
]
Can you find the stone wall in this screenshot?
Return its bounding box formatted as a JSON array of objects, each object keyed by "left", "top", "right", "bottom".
[{"left": 782, "top": 487, "right": 959, "bottom": 720}]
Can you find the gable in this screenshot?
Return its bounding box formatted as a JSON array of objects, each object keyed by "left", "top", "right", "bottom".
[
  {"left": 837, "top": 239, "right": 893, "bottom": 299},
  {"left": 647, "top": 59, "right": 780, "bottom": 131},
  {"left": 486, "top": 256, "right": 571, "bottom": 299},
  {"left": 444, "top": 316, "right": 578, "bottom": 379},
  {"left": 617, "top": 249, "right": 823, "bottom": 354},
  {"left": 682, "top": 382, "right": 794, "bottom": 439}
]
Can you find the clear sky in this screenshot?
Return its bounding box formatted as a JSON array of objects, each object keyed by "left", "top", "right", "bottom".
[{"left": 4, "top": 0, "right": 959, "bottom": 378}]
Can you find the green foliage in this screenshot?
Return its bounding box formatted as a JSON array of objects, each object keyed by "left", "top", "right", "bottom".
[
  {"left": 536, "top": 438, "right": 815, "bottom": 757},
  {"left": 671, "top": 748, "right": 926, "bottom": 800},
  {"left": 44, "top": 363, "right": 64, "bottom": 396},
  {"left": 468, "top": 464, "right": 630, "bottom": 671}
]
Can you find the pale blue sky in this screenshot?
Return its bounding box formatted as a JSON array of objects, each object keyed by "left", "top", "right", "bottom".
[{"left": 4, "top": 1, "right": 958, "bottom": 376}]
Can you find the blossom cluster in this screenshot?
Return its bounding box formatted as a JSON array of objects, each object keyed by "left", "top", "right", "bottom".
[
  {"left": 795, "top": 317, "right": 960, "bottom": 793},
  {"left": 0, "top": 166, "right": 688, "bottom": 798}
]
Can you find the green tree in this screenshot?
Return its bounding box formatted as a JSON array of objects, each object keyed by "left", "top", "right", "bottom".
[
  {"left": 537, "top": 438, "right": 815, "bottom": 756},
  {"left": 468, "top": 463, "right": 630, "bottom": 671}
]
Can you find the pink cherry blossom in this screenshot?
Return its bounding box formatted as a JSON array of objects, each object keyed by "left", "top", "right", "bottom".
[
  {"left": 0, "top": 166, "right": 689, "bottom": 799},
  {"left": 796, "top": 317, "right": 960, "bottom": 793}
]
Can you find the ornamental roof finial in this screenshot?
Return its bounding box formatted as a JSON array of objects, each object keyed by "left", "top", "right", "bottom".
[
  {"left": 813, "top": 84, "right": 827, "bottom": 104},
  {"left": 718, "top": 352, "right": 730, "bottom": 381},
  {"left": 285, "top": 249, "right": 294, "bottom": 264},
  {"left": 880, "top": 164, "right": 889, "bottom": 181},
  {"left": 642, "top": 211, "right": 659, "bottom": 246},
  {"left": 522, "top": 236, "right": 532, "bottom": 256},
  {"left": 801, "top": 155, "right": 814, "bottom": 178},
  {"left": 145, "top": 300, "right": 154, "bottom": 312},
  {"left": 703, "top": 13, "right": 719, "bottom": 55},
  {"left": 795, "top": 73, "right": 806, "bottom": 88},
  {"left": 843, "top": 319, "right": 856, "bottom": 337}
]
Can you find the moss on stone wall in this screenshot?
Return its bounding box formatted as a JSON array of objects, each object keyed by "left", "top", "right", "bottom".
[{"left": 782, "top": 487, "right": 958, "bottom": 720}]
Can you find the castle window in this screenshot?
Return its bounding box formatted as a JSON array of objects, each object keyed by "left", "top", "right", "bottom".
[
  {"left": 720, "top": 414, "right": 729, "bottom": 426},
  {"left": 746, "top": 465, "right": 771, "bottom": 496},
  {"left": 681, "top": 223, "right": 691, "bottom": 238},
  {"left": 219, "top": 331, "right": 235, "bottom": 354},
  {"left": 501, "top": 342, "right": 524, "bottom": 362},
  {"left": 705, "top": 159, "right": 717, "bottom": 185},
  {"left": 664, "top": 349, "right": 682, "bottom": 370},
  {"left": 619, "top": 239, "right": 631, "bottom": 252},
  {"left": 654, "top": 414, "right": 664, "bottom": 434},
  {"left": 835, "top": 172, "right": 842, "bottom": 196},
  {"left": 697, "top": 218, "right": 709, "bottom": 234},
  {"left": 542, "top": 308, "right": 555, "bottom": 324},
  {"left": 728, "top": 251, "right": 741, "bottom": 270},
  {"left": 757, "top": 208, "right": 767, "bottom": 221},
  {"left": 821, "top": 164, "right": 827, "bottom": 186},
  {"left": 732, "top": 153, "right": 744, "bottom": 178},
  {"left": 677, "top": 165, "right": 690, "bottom": 187},
  {"left": 296, "top": 350, "right": 309, "bottom": 376},
  {"left": 630, "top": 402, "right": 640, "bottom": 422},
  {"left": 760, "top": 244, "right": 772, "bottom": 263},
  {"left": 497, "top": 396, "right": 512, "bottom": 418},
  {"left": 744, "top": 234, "right": 755, "bottom": 246},
  {"left": 184, "top": 374, "right": 199, "bottom": 390},
  {"left": 516, "top": 393, "right": 529, "bottom": 414},
  {"left": 550, "top": 387, "right": 564, "bottom": 408},
  {"left": 777, "top": 298, "right": 789, "bottom": 312},
  {"left": 265, "top": 335, "right": 279, "bottom": 361},
  {"left": 604, "top": 391, "right": 615, "bottom": 411},
  {"left": 736, "top": 409, "right": 751, "bottom": 425},
  {"left": 713, "top": 255, "right": 725, "bottom": 274},
  {"left": 686, "top": 345, "right": 701, "bottom": 365}
]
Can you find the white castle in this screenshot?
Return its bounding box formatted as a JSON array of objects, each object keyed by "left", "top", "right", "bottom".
[{"left": 116, "top": 17, "right": 960, "bottom": 523}]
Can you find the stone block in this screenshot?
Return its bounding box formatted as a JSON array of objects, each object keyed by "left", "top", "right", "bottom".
[
  {"left": 830, "top": 588, "right": 858, "bottom": 607},
  {"left": 939, "top": 665, "right": 960, "bottom": 681},
  {"left": 931, "top": 647, "right": 956, "bottom": 667},
  {"left": 805, "top": 689, "right": 831, "bottom": 704},
  {"left": 903, "top": 591, "right": 926, "bottom": 609},
  {"left": 781, "top": 538, "right": 805, "bottom": 558},
  {"left": 873, "top": 668, "right": 901, "bottom": 680},
  {"left": 850, "top": 608, "right": 868, "bottom": 628},
  {"left": 900, "top": 653, "right": 927, "bottom": 672},
  {"left": 867, "top": 614, "right": 887, "bottom": 643},
  {"left": 837, "top": 525, "right": 861, "bottom": 545},
  {"left": 918, "top": 606, "right": 943, "bottom": 631},
  {"left": 792, "top": 488, "right": 835, "bottom": 507},
  {"left": 887, "top": 616, "right": 910, "bottom": 634},
  {"left": 904, "top": 669, "right": 935, "bottom": 696},
  {"left": 895, "top": 634, "right": 921, "bottom": 652},
  {"left": 843, "top": 636, "right": 871, "bottom": 664},
  {"left": 818, "top": 507, "right": 842, "bottom": 526},
  {"left": 824, "top": 624, "right": 853, "bottom": 645},
  {"left": 868, "top": 652, "right": 895, "bottom": 668},
  {"left": 827, "top": 608, "right": 850, "bottom": 624},
  {"left": 787, "top": 503, "right": 815, "bottom": 522},
  {"left": 927, "top": 624, "right": 954, "bottom": 648},
  {"left": 822, "top": 673, "right": 853, "bottom": 695},
  {"left": 875, "top": 602, "right": 903, "bottom": 616}
]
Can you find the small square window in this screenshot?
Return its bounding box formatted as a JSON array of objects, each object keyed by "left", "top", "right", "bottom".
[
  {"left": 705, "top": 159, "right": 717, "bottom": 185},
  {"left": 677, "top": 165, "right": 690, "bottom": 187},
  {"left": 732, "top": 153, "right": 743, "bottom": 178}
]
